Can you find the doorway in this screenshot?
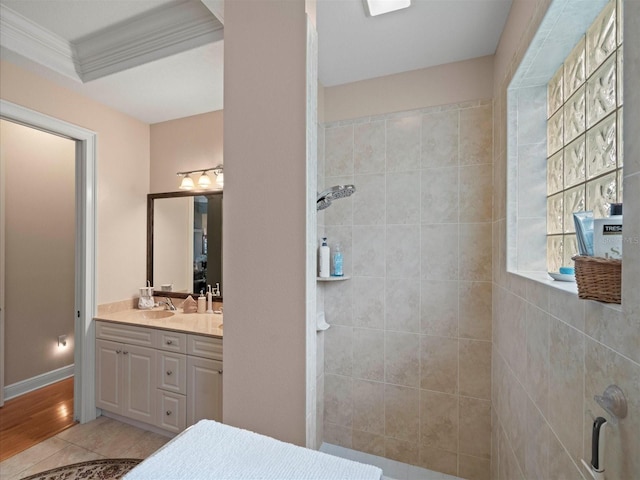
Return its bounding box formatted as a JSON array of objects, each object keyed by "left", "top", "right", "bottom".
[{"left": 0, "top": 100, "right": 96, "bottom": 424}]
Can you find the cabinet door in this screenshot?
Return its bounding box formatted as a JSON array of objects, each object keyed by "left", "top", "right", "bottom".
[
  {"left": 187, "top": 356, "right": 222, "bottom": 426},
  {"left": 122, "top": 344, "right": 156, "bottom": 424},
  {"left": 157, "top": 352, "right": 187, "bottom": 394},
  {"left": 156, "top": 390, "right": 186, "bottom": 434},
  {"left": 96, "top": 339, "right": 122, "bottom": 414}
]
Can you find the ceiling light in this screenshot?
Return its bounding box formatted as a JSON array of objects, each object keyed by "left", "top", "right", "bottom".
[
  {"left": 363, "top": 0, "right": 411, "bottom": 16},
  {"left": 177, "top": 165, "right": 223, "bottom": 190}
]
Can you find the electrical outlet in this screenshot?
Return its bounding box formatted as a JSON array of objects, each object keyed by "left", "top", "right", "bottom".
[{"left": 58, "top": 335, "right": 67, "bottom": 347}]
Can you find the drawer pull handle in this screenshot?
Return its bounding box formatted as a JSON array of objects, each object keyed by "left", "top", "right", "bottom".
[
  {"left": 218, "top": 370, "right": 223, "bottom": 374},
  {"left": 166, "top": 370, "right": 173, "bottom": 376},
  {"left": 123, "top": 351, "right": 128, "bottom": 355},
  {"left": 116, "top": 349, "right": 122, "bottom": 354},
  {"left": 166, "top": 410, "right": 172, "bottom": 416},
  {"left": 166, "top": 340, "right": 173, "bottom": 345}
]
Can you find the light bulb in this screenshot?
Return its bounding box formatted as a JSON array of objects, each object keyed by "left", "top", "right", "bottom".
[{"left": 215, "top": 172, "right": 224, "bottom": 187}]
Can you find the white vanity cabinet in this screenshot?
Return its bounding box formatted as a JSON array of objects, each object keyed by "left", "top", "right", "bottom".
[{"left": 95, "top": 320, "right": 222, "bottom": 434}]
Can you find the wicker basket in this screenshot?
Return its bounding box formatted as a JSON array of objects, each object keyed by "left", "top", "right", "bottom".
[{"left": 573, "top": 255, "right": 622, "bottom": 304}]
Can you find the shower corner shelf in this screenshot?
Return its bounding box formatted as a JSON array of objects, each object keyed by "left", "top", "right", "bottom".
[{"left": 317, "top": 275, "right": 351, "bottom": 282}]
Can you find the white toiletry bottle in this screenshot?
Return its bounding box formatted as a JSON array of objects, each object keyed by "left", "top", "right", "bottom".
[
  {"left": 206, "top": 285, "right": 214, "bottom": 313},
  {"left": 197, "top": 290, "right": 206, "bottom": 313},
  {"left": 319, "top": 237, "right": 330, "bottom": 278},
  {"left": 332, "top": 243, "right": 343, "bottom": 276},
  {"left": 593, "top": 203, "right": 623, "bottom": 259}
]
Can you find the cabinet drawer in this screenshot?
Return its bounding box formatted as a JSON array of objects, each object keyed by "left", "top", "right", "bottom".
[
  {"left": 187, "top": 334, "right": 223, "bottom": 360},
  {"left": 157, "top": 352, "right": 187, "bottom": 394},
  {"left": 154, "top": 330, "right": 187, "bottom": 353},
  {"left": 156, "top": 390, "right": 186, "bottom": 434},
  {"left": 96, "top": 321, "right": 154, "bottom": 347}
]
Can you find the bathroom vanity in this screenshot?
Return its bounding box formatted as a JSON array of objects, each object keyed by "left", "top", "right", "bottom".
[{"left": 94, "top": 310, "right": 223, "bottom": 435}]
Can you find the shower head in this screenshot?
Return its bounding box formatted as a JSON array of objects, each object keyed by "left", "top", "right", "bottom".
[{"left": 317, "top": 184, "right": 356, "bottom": 211}]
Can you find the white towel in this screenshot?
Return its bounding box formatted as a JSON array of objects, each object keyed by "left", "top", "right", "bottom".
[{"left": 125, "top": 420, "right": 382, "bottom": 480}]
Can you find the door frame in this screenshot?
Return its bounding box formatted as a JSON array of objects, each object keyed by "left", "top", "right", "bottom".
[{"left": 0, "top": 99, "right": 97, "bottom": 422}]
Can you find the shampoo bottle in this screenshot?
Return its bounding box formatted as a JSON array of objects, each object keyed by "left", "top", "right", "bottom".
[
  {"left": 319, "top": 237, "right": 330, "bottom": 278},
  {"left": 593, "top": 203, "right": 623, "bottom": 259},
  {"left": 197, "top": 290, "right": 206, "bottom": 313},
  {"left": 332, "top": 243, "right": 343, "bottom": 276}
]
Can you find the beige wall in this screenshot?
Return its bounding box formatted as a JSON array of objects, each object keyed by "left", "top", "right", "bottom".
[
  {"left": 1, "top": 120, "right": 75, "bottom": 384},
  {"left": 149, "top": 110, "right": 223, "bottom": 193},
  {"left": 491, "top": 1, "right": 640, "bottom": 479},
  {"left": 323, "top": 55, "right": 494, "bottom": 123},
  {"left": 0, "top": 60, "right": 150, "bottom": 305},
  {"left": 321, "top": 100, "right": 493, "bottom": 479},
  {"left": 223, "top": 0, "right": 309, "bottom": 445}
]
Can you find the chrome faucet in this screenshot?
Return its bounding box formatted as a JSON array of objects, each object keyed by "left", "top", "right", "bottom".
[{"left": 158, "top": 298, "right": 176, "bottom": 310}]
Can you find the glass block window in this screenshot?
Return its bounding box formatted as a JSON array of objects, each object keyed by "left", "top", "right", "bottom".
[{"left": 546, "top": 0, "right": 623, "bottom": 272}]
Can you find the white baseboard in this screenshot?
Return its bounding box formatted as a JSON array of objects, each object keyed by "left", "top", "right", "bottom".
[{"left": 4, "top": 364, "right": 74, "bottom": 401}]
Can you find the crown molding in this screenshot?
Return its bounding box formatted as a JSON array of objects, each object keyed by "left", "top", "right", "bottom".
[
  {"left": 0, "top": 4, "right": 80, "bottom": 81},
  {"left": 0, "top": 0, "right": 223, "bottom": 83},
  {"left": 74, "top": 0, "right": 223, "bottom": 82}
]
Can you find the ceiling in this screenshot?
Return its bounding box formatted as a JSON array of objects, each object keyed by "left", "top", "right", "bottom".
[{"left": 0, "top": 0, "right": 513, "bottom": 124}]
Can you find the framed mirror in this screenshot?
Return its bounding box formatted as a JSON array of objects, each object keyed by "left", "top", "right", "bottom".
[{"left": 147, "top": 191, "right": 222, "bottom": 299}]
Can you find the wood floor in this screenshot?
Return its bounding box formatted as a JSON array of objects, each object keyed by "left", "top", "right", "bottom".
[{"left": 0, "top": 377, "right": 76, "bottom": 461}]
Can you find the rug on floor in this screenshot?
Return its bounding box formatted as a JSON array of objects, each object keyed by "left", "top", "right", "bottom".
[{"left": 21, "top": 458, "right": 142, "bottom": 480}]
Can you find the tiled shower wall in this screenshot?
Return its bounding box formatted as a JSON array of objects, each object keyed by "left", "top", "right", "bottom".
[
  {"left": 491, "top": 0, "right": 640, "bottom": 479},
  {"left": 319, "top": 101, "right": 493, "bottom": 479}
]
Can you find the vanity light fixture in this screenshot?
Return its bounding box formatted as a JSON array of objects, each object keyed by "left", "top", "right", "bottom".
[
  {"left": 177, "top": 165, "right": 223, "bottom": 190},
  {"left": 363, "top": 0, "right": 411, "bottom": 16}
]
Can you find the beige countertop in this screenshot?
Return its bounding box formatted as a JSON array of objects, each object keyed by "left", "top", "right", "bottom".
[{"left": 94, "top": 308, "right": 223, "bottom": 338}]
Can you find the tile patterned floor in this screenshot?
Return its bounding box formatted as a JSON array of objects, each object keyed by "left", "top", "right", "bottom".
[{"left": 0, "top": 416, "right": 170, "bottom": 480}]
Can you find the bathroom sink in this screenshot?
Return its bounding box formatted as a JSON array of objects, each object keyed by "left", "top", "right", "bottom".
[{"left": 135, "top": 310, "right": 175, "bottom": 320}]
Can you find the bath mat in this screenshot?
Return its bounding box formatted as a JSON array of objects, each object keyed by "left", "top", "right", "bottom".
[{"left": 21, "top": 458, "right": 141, "bottom": 480}]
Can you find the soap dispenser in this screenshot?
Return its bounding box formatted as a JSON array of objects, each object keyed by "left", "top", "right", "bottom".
[{"left": 197, "top": 290, "right": 206, "bottom": 313}]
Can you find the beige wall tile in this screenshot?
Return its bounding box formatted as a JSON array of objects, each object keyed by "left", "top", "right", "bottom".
[
  {"left": 385, "top": 331, "right": 420, "bottom": 387},
  {"left": 386, "top": 115, "right": 421, "bottom": 172},
  {"left": 459, "top": 223, "right": 493, "bottom": 281},
  {"left": 548, "top": 319, "right": 585, "bottom": 466},
  {"left": 324, "top": 374, "right": 353, "bottom": 427},
  {"left": 353, "top": 277, "right": 385, "bottom": 329},
  {"left": 324, "top": 325, "right": 353, "bottom": 376},
  {"left": 353, "top": 328, "right": 384, "bottom": 382},
  {"left": 421, "top": 109, "right": 459, "bottom": 168},
  {"left": 418, "top": 445, "right": 458, "bottom": 477},
  {"left": 460, "top": 163, "right": 493, "bottom": 223},
  {"left": 385, "top": 277, "right": 420, "bottom": 333},
  {"left": 419, "top": 390, "right": 458, "bottom": 452},
  {"left": 421, "top": 167, "right": 459, "bottom": 224},
  {"left": 460, "top": 105, "right": 493, "bottom": 165},
  {"left": 324, "top": 273, "right": 353, "bottom": 326},
  {"left": 384, "top": 384, "right": 419, "bottom": 442},
  {"left": 420, "top": 280, "right": 459, "bottom": 337},
  {"left": 548, "top": 288, "right": 585, "bottom": 332},
  {"left": 548, "top": 432, "right": 579, "bottom": 480},
  {"left": 386, "top": 225, "right": 421, "bottom": 279},
  {"left": 352, "top": 429, "right": 385, "bottom": 457},
  {"left": 421, "top": 224, "right": 459, "bottom": 280},
  {"left": 354, "top": 121, "right": 385, "bottom": 174},
  {"left": 459, "top": 339, "right": 492, "bottom": 399},
  {"left": 459, "top": 397, "right": 491, "bottom": 459},
  {"left": 420, "top": 335, "right": 458, "bottom": 394},
  {"left": 525, "top": 397, "right": 549, "bottom": 480},
  {"left": 352, "top": 379, "right": 385, "bottom": 435},
  {"left": 323, "top": 421, "right": 353, "bottom": 449},
  {"left": 353, "top": 226, "right": 386, "bottom": 276},
  {"left": 525, "top": 303, "right": 550, "bottom": 417},
  {"left": 386, "top": 172, "right": 420, "bottom": 224},
  {"left": 585, "top": 301, "right": 639, "bottom": 365},
  {"left": 459, "top": 281, "right": 492, "bottom": 340},
  {"left": 459, "top": 454, "right": 491, "bottom": 480},
  {"left": 353, "top": 173, "right": 386, "bottom": 225},
  {"left": 325, "top": 125, "right": 354, "bottom": 176},
  {"left": 385, "top": 437, "right": 419, "bottom": 465}
]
